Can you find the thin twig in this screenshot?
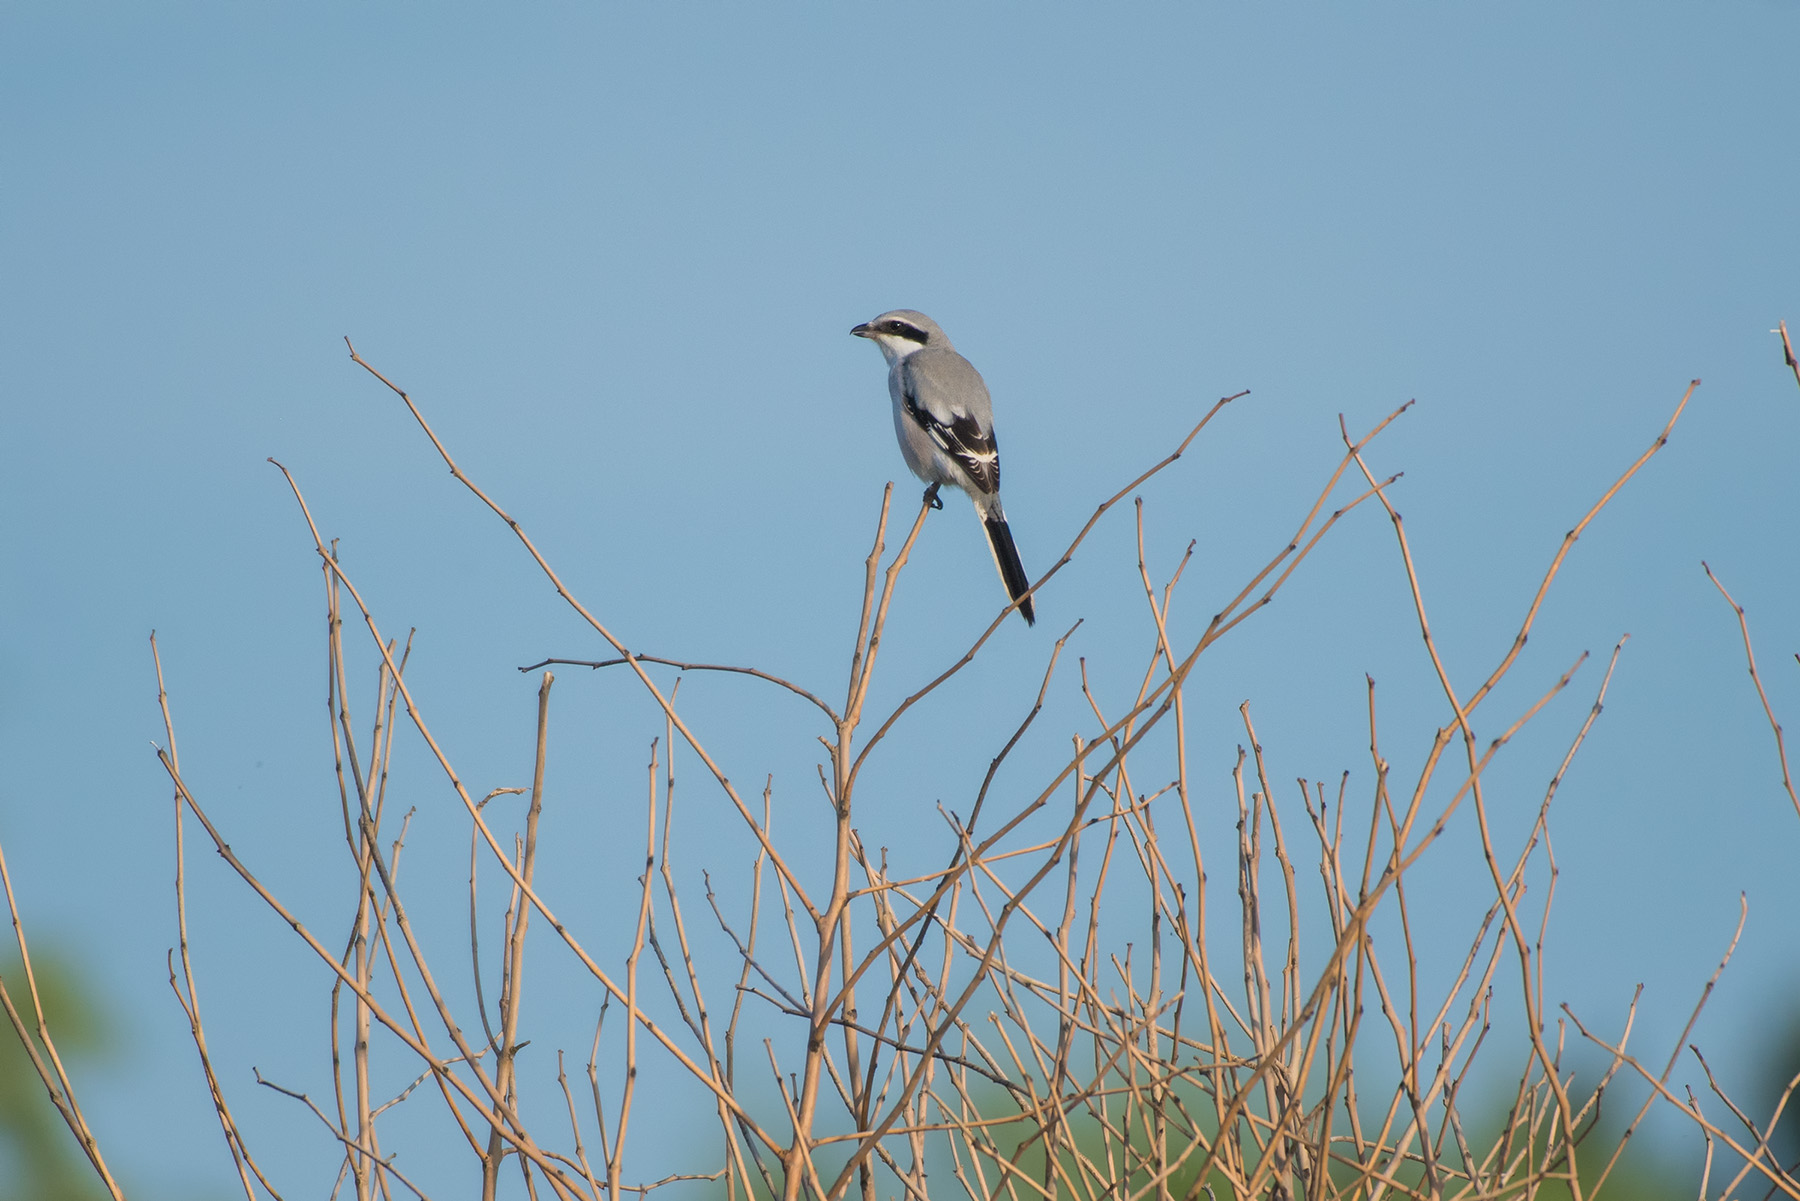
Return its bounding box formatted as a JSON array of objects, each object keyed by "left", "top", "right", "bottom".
[
  {"left": 1703, "top": 562, "right": 1800, "bottom": 821},
  {"left": 1778, "top": 321, "right": 1800, "bottom": 394},
  {"left": 518, "top": 656, "right": 837, "bottom": 723}
]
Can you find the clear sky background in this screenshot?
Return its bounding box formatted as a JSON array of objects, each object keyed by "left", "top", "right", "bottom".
[{"left": 3, "top": 4, "right": 1799, "bottom": 1197}]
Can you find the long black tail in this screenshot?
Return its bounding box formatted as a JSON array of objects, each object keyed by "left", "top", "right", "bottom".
[{"left": 982, "top": 515, "right": 1036, "bottom": 626}]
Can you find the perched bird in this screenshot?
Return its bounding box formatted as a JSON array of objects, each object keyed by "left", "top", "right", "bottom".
[{"left": 851, "top": 309, "right": 1035, "bottom": 625}]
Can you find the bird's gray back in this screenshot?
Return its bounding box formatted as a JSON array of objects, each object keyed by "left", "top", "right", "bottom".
[
  {"left": 895, "top": 347, "right": 992, "bottom": 423},
  {"left": 889, "top": 347, "right": 1003, "bottom": 500}
]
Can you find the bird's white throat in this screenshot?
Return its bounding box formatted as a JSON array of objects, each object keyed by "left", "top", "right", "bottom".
[{"left": 871, "top": 333, "right": 926, "bottom": 367}]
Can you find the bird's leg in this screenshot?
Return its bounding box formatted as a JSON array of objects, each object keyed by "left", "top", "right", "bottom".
[{"left": 923, "top": 482, "right": 943, "bottom": 511}]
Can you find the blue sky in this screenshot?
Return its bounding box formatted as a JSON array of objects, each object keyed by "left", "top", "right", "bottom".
[{"left": 3, "top": 4, "right": 1798, "bottom": 1196}]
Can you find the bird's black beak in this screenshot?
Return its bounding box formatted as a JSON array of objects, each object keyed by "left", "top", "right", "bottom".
[{"left": 850, "top": 322, "right": 873, "bottom": 338}]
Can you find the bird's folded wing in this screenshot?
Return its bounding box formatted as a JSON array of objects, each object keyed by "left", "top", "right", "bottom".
[{"left": 900, "top": 357, "right": 1001, "bottom": 495}]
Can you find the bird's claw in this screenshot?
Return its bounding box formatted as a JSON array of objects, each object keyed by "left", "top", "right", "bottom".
[{"left": 924, "top": 484, "right": 943, "bottom": 511}]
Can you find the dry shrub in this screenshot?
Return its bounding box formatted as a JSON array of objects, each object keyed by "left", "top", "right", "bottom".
[{"left": 6, "top": 339, "right": 1798, "bottom": 1201}]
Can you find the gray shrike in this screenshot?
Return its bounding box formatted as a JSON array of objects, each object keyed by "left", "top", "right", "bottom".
[{"left": 851, "top": 310, "right": 1035, "bottom": 625}]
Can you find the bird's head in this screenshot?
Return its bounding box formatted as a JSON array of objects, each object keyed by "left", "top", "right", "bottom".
[{"left": 851, "top": 309, "right": 949, "bottom": 365}]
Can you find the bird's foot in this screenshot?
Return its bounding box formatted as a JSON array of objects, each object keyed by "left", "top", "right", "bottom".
[{"left": 923, "top": 483, "right": 943, "bottom": 511}]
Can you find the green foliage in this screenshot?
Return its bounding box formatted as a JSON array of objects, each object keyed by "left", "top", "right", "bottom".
[
  {"left": 1761, "top": 1010, "right": 1800, "bottom": 1177},
  {"left": 0, "top": 948, "right": 112, "bottom": 1201}
]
